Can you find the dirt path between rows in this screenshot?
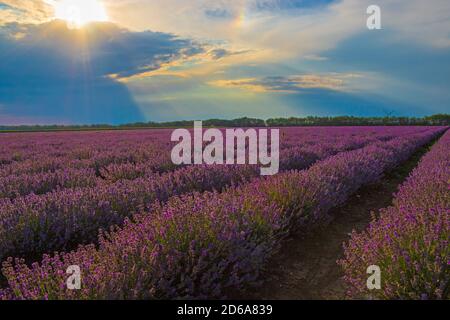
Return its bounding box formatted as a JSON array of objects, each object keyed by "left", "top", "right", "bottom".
[{"left": 239, "top": 143, "right": 434, "bottom": 300}]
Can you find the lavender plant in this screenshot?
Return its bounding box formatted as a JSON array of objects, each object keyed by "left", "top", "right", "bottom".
[{"left": 339, "top": 130, "right": 449, "bottom": 300}]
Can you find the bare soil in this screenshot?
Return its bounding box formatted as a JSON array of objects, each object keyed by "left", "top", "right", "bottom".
[{"left": 239, "top": 144, "right": 433, "bottom": 300}]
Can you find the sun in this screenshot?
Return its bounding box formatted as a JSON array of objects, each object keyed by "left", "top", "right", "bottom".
[{"left": 52, "top": 0, "right": 108, "bottom": 28}]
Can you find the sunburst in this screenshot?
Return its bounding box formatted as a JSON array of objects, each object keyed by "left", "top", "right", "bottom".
[{"left": 49, "top": 0, "right": 108, "bottom": 29}]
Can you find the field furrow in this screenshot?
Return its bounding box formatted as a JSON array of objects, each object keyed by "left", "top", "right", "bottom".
[{"left": 339, "top": 130, "right": 449, "bottom": 300}]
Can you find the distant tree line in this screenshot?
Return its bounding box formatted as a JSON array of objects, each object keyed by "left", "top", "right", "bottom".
[
  {"left": 0, "top": 114, "right": 448, "bottom": 132},
  {"left": 266, "top": 114, "right": 450, "bottom": 127}
]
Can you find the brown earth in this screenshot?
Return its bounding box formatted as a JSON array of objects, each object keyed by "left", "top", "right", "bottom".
[{"left": 238, "top": 143, "right": 434, "bottom": 300}]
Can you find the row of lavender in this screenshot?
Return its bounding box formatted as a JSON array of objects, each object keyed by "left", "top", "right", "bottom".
[
  {"left": 0, "top": 127, "right": 431, "bottom": 171},
  {"left": 0, "top": 136, "right": 176, "bottom": 199},
  {"left": 0, "top": 127, "right": 407, "bottom": 165},
  {"left": 0, "top": 130, "right": 174, "bottom": 166},
  {"left": 0, "top": 127, "right": 332, "bottom": 171},
  {"left": 0, "top": 127, "right": 431, "bottom": 200},
  {"left": 0, "top": 128, "right": 444, "bottom": 299},
  {"left": 0, "top": 133, "right": 175, "bottom": 177},
  {"left": 339, "top": 130, "right": 449, "bottom": 300},
  {"left": 0, "top": 128, "right": 397, "bottom": 263}
]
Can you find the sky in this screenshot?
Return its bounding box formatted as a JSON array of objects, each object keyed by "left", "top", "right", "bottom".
[{"left": 0, "top": 0, "right": 449, "bottom": 125}]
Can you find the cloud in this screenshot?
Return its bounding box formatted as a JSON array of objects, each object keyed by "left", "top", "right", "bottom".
[
  {"left": 209, "top": 73, "right": 361, "bottom": 93},
  {"left": 302, "top": 54, "right": 328, "bottom": 61},
  {"left": 0, "top": 0, "right": 53, "bottom": 25},
  {"left": 0, "top": 20, "right": 204, "bottom": 79},
  {"left": 379, "top": 0, "right": 450, "bottom": 48},
  {"left": 103, "top": 0, "right": 450, "bottom": 67},
  {"left": 208, "top": 48, "right": 234, "bottom": 60},
  {"left": 204, "top": 7, "right": 234, "bottom": 19},
  {"left": 0, "top": 20, "right": 208, "bottom": 124},
  {"left": 110, "top": 46, "right": 253, "bottom": 82},
  {"left": 206, "top": 48, "right": 252, "bottom": 60},
  {"left": 8, "top": 1, "right": 448, "bottom": 62},
  {"left": 5, "top": 1, "right": 450, "bottom": 53},
  {"left": 250, "top": 0, "right": 337, "bottom": 11}
]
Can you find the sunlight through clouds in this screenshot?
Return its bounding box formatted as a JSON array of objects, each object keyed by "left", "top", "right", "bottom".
[{"left": 0, "top": 0, "right": 449, "bottom": 123}]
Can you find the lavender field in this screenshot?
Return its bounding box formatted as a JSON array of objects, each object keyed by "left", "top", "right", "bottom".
[{"left": 0, "top": 126, "right": 448, "bottom": 300}]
